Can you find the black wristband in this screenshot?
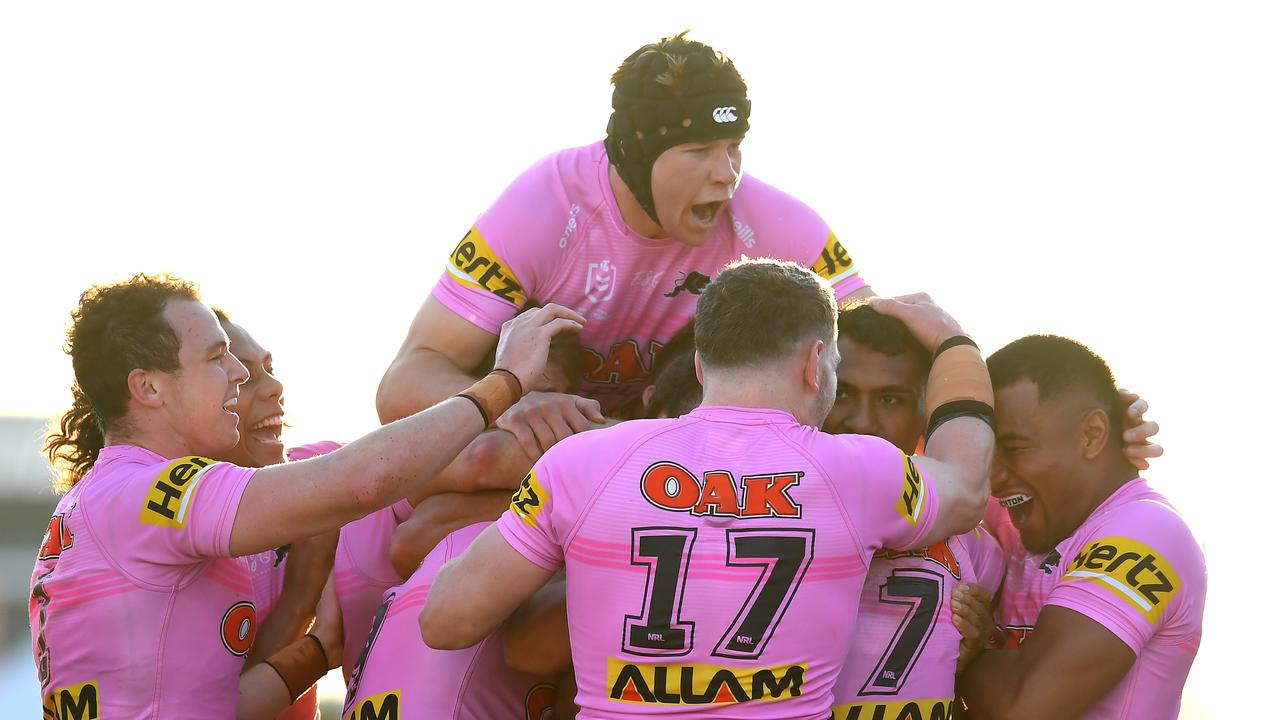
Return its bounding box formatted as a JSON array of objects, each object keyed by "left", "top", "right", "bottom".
[
  {"left": 304, "top": 632, "right": 329, "bottom": 671},
  {"left": 925, "top": 399, "right": 996, "bottom": 445},
  {"left": 455, "top": 393, "right": 490, "bottom": 428},
  {"left": 490, "top": 367, "right": 524, "bottom": 396},
  {"left": 934, "top": 335, "right": 979, "bottom": 360}
]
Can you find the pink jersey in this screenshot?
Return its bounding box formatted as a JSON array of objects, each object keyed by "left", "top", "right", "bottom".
[
  {"left": 343, "top": 522, "right": 561, "bottom": 719},
  {"left": 430, "top": 141, "right": 867, "bottom": 413},
  {"left": 831, "top": 527, "right": 1004, "bottom": 720},
  {"left": 334, "top": 496, "right": 415, "bottom": 679},
  {"left": 30, "top": 445, "right": 255, "bottom": 719},
  {"left": 496, "top": 406, "right": 939, "bottom": 719},
  {"left": 1000, "top": 479, "right": 1205, "bottom": 718}
]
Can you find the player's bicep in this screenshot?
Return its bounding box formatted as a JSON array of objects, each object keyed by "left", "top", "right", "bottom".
[
  {"left": 419, "top": 525, "right": 555, "bottom": 650},
  {"left": 394, "top": 294, "right": 499, "bottom": 374},
  {"left": 996, "top": 605, "right": 1135, "bottom": 719}
]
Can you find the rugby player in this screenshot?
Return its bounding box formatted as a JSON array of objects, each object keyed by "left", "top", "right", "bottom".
[
  {"left": 216, "top": 309, "right": 337, "bottom": 719},
  {"left": 958, "top": 335, "right": 1206, "bottom": 719},
  {"left": 32, "top": 274, "right": 579, "bottom": 719},
  {"left": 420, "top": 259, "right": 994, "bottom": 718},
  {"left": 377, "top": 31, "right": 875, "bottom": 458}
]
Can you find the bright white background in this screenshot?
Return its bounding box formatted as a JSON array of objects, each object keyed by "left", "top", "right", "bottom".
[{"left": 2, "top": 2, "right": 1276, "bottom": 717}]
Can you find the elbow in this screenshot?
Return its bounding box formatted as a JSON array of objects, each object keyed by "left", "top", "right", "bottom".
[
  {"left": 388, "top": 530, "right": 419, "bottom": 580},
  {"left": 419, "top": 599, "right": 483, "bottom": 651}
]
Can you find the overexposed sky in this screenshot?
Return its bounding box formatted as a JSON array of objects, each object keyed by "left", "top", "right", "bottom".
[{"left": 2, "top": 2, "right": 1277, "bottom": 717}]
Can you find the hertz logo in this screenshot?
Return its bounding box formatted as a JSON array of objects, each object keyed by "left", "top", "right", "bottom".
[
  {"left": 344, "top": 689, "right": 400, "bottom": 720},
  {"left": 446, "top": 226, "right": 526, "bottom": 305},
  {"left": 832, "top": 697, "right": 952, "bottom": 720},
  {"left": 811, "top": 232, "right": 859, "bottom": 288},
  {"left": 895, "top": 455, "right": 927, "bottom": 527},
  {"left": 607, "top": 657, "right": 805, "bottom": 705},
  {"left": 139, "top": 456, "right": 216, "bottom": 528},
  {"left": 1066, "top": 536, "right": 1181, "bottom": 623},
  {"left": 42, "top": 680, "right": 99, "bottom": 720},
  {"left": 510, "top": 469, "right": 548, "bottom": 528}
]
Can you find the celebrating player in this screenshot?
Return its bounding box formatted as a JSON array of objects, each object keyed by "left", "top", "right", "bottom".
[
  {"left": 959, "top": 336, "right": 1206, "bottom": 719},
  {"left": 32, "top": 274, "right": 579, "bottom": 719},
  {"left": 377, "top": 31, "right": 874, "bottom": 458},
  {"left": 420, "top": 259, "right": 993, "bottom": 718}
]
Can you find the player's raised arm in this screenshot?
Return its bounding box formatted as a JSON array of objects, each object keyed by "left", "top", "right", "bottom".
[
  {"left": 376, "top": 295, "right": 499, "bottom": 424},
  {"left": 869, "top": 293, "right": 994, "bottom": 545},
  {"left": 230, "top": 303, "right": 586, "bottom": 556}
]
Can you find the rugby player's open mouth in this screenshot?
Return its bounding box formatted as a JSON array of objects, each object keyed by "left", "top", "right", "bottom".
[
  {"left": 248, "top": 413, "right": 285, "bottom": 446},
  {"left": 691, "top": 200, "right": 723, "bottom": 225},
  {"left": 999, "top": 493, "right": 1034, "bottom": 525},
  {"left": 222, "top": 397, "right": 239, "bottom": 418}
]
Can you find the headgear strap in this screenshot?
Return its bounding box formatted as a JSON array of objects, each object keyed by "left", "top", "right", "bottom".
[{"left": 605, "top": 39, "right": 751, "bottom": 225}]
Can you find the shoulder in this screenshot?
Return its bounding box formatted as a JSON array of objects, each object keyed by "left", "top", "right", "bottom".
[
  {"left": 287, "top": 441, "right": 343, "bottom": 462},
  {"left": 481, "top": 142, "right": 605, "bottom": 231},
  {"left": 543, "top": 417, "right": 681, "bottom": 465},
  {"left": 727, "top": 173, "right": 829, "bottom": 258}
]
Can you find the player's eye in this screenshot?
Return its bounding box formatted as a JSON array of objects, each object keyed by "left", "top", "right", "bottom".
[{"left": 880, "top": 395, "right": 902, "bottom": 408}]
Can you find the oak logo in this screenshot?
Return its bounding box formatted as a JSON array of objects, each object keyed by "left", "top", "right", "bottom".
[
  {"left": 511, "top": 469, "right": 549, "bottom": 527},
  {"left": 39, "top": 512, "right": 75, "bottom": 561},
  {"left": 641, "top": 462, "right": 802, "bottom": 518},
  {"left": 832, "top": 697, "right": 952, "bottom": 720},
  {"left": 584, "top": 339, "right": 658, "bottom": 386},
  {"left": 876, "top": 539, "right": 960, "bottom": 580},
  {"left": 139, "top": 456, "right": 215, "bottom": 528},
  {"left": 446, "top": 226, "right": 527, "bottom": 305},
  {"left": 811, "top": 231, "right": 859, "bottom": 286},
  {"left": 1066, "top": 536, "right": 1181, "bottom": 623},
  {"left": 524, "top": 682, "right": 557, "bottom": 720},
  {"left": 221, "top": 601, "right": 258, "bottom": 657},
  {"left": 344, "top": 689, "right": 400, "bottom": 720},
  {"left": 41, "top": 680, "right": 99, "bottom": 720},
  {"left": 607, "top": 657, "right": 805, "bottom": 705},
  {"left": 896, "top": 456, "right": 927, "bottom": 527}
]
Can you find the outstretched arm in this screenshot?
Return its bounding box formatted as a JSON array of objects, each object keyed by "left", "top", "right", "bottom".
[{"left": 230, "top": 305, "right": 586, "bottom": 556}]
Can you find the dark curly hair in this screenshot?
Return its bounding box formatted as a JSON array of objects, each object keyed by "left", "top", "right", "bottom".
[{"left": 44, "top": 273, "right": 201, "bottom": 492}]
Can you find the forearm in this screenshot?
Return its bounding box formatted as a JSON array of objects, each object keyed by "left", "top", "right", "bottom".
[
  {"left": 958, "top": 649, "right": 1026, "bottom": 720},
  {"left": 236, "top": 662, "right": 294, "bottom": 720},
  {"left": 245, "top": 535, "right": 337, "bottom": 664},
  {"left": 245, "top": 601, "right": 312, "bottom": 667},
  {"left": 504, "top": 578, "right": 570, "bottom": 675},
  {"left": 422, "top": 430, "right": 534, "bottom": 498},
  {"left": 923, "top": 418, "right": 993, "bottom": 535},
  {"left": 389, "top": 490, "right": 510, "bottom": 579},
  {"left": 376, "top": 348, "right": 478, "bottom": 424}
]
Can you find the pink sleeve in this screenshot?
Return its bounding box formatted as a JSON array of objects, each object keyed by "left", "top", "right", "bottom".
[
  {"left": 828, "top": 435, "right": 938, "bottom": 553},
  {"left": 961, "top": 526, "right": 1006, "bottom": 594},
  {"left": 287, "top": 440, "right": 343, "bottom": 462},
  {"left": 1045, "top": 512, "right": 1202, "bottom": 654},
  {"left": 495, "top": 457, "right": 566, "bottom": 572},
  {"left": 735, "top": 175, "right": 867, "bottom": 301},
  {"left": 429, "top": 152, "right": 570, "bottom": 333},
  {"left": 99, "top": 457, "right": 255, "bottom": 574}
]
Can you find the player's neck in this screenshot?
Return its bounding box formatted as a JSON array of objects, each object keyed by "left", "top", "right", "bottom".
[
  {"left": 1081, "top": 455, "right": 1143, "bottom": 515},
  {"left": 608, "top": 165, "right": 665, "bottom": 239},
  {"left": 105, "top": 414, "right": 197, "bottom": 461},
  {"left": 700, "top": 373, "right": 816, "bottom": 426}
]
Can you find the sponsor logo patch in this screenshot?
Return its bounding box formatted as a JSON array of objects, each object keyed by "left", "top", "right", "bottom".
[
  {"left": 344, "top": 689, "right": 401, "bottom": 720},
  {"left": 640, "top": 462, "right": 802, "bottom": 518},
  {"left": 606, "top": 657, "right": 805, "bottom": 705},
  {"left": 896, "top": 456, "right": 927, "bottom": 527},
  {"left": 524, "top": 682, "right": 557, "bottom": 720},
  {"left": 446, "top": 226, "right": 526, "bottom": 305},
  {"left": 1065, "top": 536, "right": 1181, "bottom": 623},
  {"left": 220, "top": 601, "right": 258, "bottom": 657},
  {"left": 711, "top": 106, "right": 739, "bottom": 123},
  {"left": 811, "top": 231, "right": 859, "bottom": 286},
  {"left": 511, "top": 469, "right": 549, "bottom": 527},
  {"left": 832, "top": 697, "right": 953, "bottom": 720},
  {"left": 139, "top": 456, "right": 216, "bottom": 528},
  {"left": 42, "top": 680, "right": 99, "bottom": 720}
]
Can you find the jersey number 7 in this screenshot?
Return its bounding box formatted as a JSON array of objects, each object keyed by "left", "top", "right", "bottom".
[{"left": 621, "top": 527, "right": 815, "bottom": 660}]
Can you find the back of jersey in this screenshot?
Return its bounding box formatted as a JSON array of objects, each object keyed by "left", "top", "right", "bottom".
[{"left": 497, "top": 406, "right": 938, "bottom": 720}]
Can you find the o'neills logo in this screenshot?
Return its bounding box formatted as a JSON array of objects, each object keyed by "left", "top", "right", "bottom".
[
  {"left": 640, "top": 461, "right": 802, "bottom": 518},
  {"left": 1066, "top": 535, "right": 1181, "bottom": 623},
  {"left": 607, "top": 657, "right": 805, "bottom": 705},
  {"left": 832, "top": 697, "right": 953, "bottom": 720}
]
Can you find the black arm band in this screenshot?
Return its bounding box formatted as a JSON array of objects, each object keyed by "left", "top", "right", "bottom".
[
  {"left": 925, "top": 399, "right": 996, "bottom": 445},
  {"left": 454, "top": 392, "right": 490, "bottom": 428},
  {"left": 934, "top": 335, "right": 979, "bottom": 360}
]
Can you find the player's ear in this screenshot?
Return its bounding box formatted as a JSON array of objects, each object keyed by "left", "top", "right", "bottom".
[
  {"left": 642, "top": 383, "right": 656, "bottom": 410},
  {"left": 127, "top": 368, "right": 165, "bottom": 409},
  {"left": 1079, "top": 408, "right": 1110, "bottom": 460},
  {"left": 803, "top": 340, "right": 823, "bottom": 393},
  {"left": 694, "top": 351, "right": 705, "bottom": 385}
]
